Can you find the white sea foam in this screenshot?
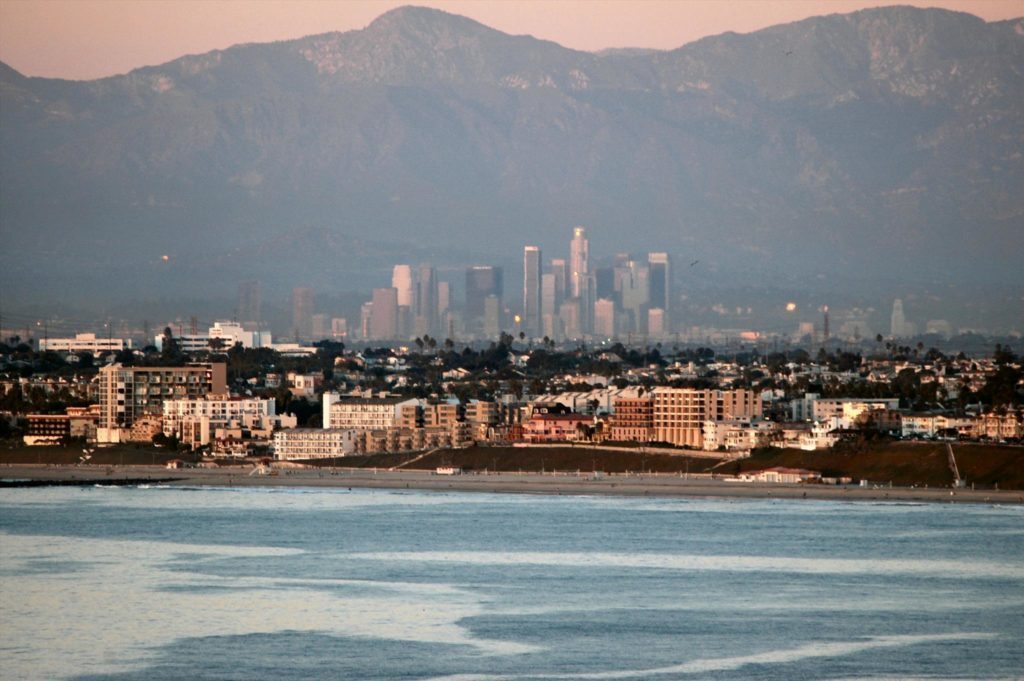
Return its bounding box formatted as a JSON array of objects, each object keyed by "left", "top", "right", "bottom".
[
  {"left": 0, "top": 532, "right": 536, "bottom": 681},
  {"left": 425, "top": 633, "right": 998, "bottom": 680},
  {"left": 349, "top": 550, "right": 1024, "bottom": 580}
]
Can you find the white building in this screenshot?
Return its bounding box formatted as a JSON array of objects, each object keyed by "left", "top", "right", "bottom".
[
  {"left": 40, "top": 333, "right": 131, "bottom": 354},
  {"left": 274, "top": 428, "right": 357, "bottom": 460},
  {"left": 702, "top": 417, "right": 774, "bottom": 452},
  {"left": 162, "top": 395, "right": 295, "bottom": 449},
  {"left": 810, "top": 397, "right": 900, "bottom": 429},
  {"left": 322, "top": 393, "right": 421, "bottom": 431},
  {"left": 208, "top": 321, "right": 271, "bottom": 349}
]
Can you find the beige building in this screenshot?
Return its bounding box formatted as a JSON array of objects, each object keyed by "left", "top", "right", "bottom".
[
  {"left": 163, "top": 395, "right": 294, "bottom": 450},
  {"left": 40, "top": 332, "right": 131, "bottom": 355},
  {"left": 274, "top": 428, "right": 357, "bottom": 460},
  {"left": 97, "top": 363, "right": 227, "bottom": 443},
  {"left": 322, "top": 393, "right": 421, "bottom": 431},
  {"left": 610, "top": 396, "right": 654, "bottom": 442},
  {"left": 652, "top": 388, "right": 761, "bottom": 449}
]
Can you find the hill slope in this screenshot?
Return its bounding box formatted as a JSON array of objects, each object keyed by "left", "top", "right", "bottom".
[{"left": 1, "top": 5, "right": 1022, "bottom": 302}]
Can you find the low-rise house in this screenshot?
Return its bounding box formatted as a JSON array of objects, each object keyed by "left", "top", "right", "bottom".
[
  {"left": 522, "top": 413, "right": 592, "bottom": 443},
  {"left": 740, "top": 467, "right": 822, "bottom": 484}
]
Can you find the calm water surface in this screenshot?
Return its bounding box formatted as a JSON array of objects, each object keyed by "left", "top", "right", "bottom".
[{"left": 1, "top": 486, "right": 1022, "bottom": 680}]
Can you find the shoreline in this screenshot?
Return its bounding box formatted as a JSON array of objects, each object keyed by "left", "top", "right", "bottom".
[{"left": 3, "top": 464, "right": 1022, "bottom": 505}]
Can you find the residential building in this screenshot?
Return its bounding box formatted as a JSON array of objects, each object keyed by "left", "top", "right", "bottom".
[
  {"left": 652, "top": 387, "right": 762, "bottom": 449},
  {"left": 610, "top": 396, "right": 654, "bottom": 442},
  {"left": 523, "top": 413, "right": 592, "bottom": 443},
  {"left": 162, "top": 395, "right": 293, "bottom": 450},
  {"left": 274, "top": 428, "right": 357, "bottom": 460},
  {"left": 96, "top": 363, "right": 227, "bottom": 443},
  {"left": 322, "top": 393, "right": 421, "bottom": 431}
]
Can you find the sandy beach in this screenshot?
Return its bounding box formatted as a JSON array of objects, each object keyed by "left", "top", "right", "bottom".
[{"left": 3, "top": 464, "right": 1022, "bottom": 505}]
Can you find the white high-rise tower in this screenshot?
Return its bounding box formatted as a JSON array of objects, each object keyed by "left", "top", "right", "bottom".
[
  {"left": 891, "top": 299, "right": 906, "bottom": 337},
  {"left": 569, "top": 227, "right": 589, "bottom": 299}
]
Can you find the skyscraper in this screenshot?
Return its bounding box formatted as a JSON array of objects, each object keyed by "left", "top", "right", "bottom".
[
  {"left": 370, "top": 288, "right": 399, "bottom": 340},
  {"left": 594, "top": 298, "right": 616, "bottom": 338},
  {"left": 416, "top": 265, "right": 438, "bottom": 337},
  {"left": 465, "top": 266, "right": 503, "bottom": 331},
  {"left": 392, "top": 265, "right": 415, "bottom": 308},
  {"left": 549, "top": 259, "right": 567, "bottom": 306},
  {"left": 891, "top": 299, "right": 906, "bottom": 337},
  {"left": 237, "top": 280, "right": 261, "bottom": 325},
  {"left": 523, "top": 246, "right": 542, "bottom": 337},
  {"left": 291, "top": 287, "right": 313, "bottom": 342},
  {"left": 569, "top": 226, "right": 589, "bottom": 299},
  {"left": 648, "top": 252, "right": 671, "bottom": 330}
]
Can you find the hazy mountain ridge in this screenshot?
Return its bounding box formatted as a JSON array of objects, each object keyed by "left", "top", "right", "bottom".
[{"left": 1, "top": 5, "right": 1022, "bottom": 305}]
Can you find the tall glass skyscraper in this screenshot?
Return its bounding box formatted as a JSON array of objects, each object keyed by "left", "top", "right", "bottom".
[{"left": 523, "top": 246, "right": 542, "bottom": 337}]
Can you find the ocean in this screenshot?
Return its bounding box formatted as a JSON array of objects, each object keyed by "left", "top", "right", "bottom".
[{"left": 1, "top": 485, "right": 1022, "bottom": 680}]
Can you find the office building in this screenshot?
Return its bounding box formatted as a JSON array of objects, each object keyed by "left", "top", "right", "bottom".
[
  {"left": 648, "top": 253, "right": 671, "bottom": 329},
  {"left": 311, "top": 314, "right": 330, "bottom": 341},
  {"left": 369, "top": 288, "right": 399, "bottom": 340},
  {"left": 569, "top": 227, "right": 589, "bottom": 299},
  {"left": 393, "top": 265, "right": 415, "bottom": 338},
  {"left": 416, "top": 265, "right": 439, "bottom": 337},
  {"left": 484, "top": 295, "right": 502, "bottom": 338},
  {"left": 550, "top": 259, "right": 567, "bottom": 304},
  {"left": 523, "top": 246, "right": 542, "bottom": 337},
  {"left": 291, "top": 287, "right": 314, "bottom": 342},
  {"left": 237, "top": 280, "right": 261, "bottom": 325},
  {"left": 39, "top": 333, "right": 132, "bottom": 355},
  {"left": 392, "top": 265, "right": 415, "bottom": 308},
  {"left": 465, "top": 266, "right": 503, "bottom": 331},
  {"left": 594, "top": 298, "right": 616, "bottom": 338}
]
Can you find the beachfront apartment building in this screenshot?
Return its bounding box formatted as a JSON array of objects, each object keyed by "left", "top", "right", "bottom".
[
  {"left": 162, "top": 395, "right": 295, "bottom": 449},
  {"left": 610, "top": 396, "right": 654, "bottom": 442},
  {"left": 96, "top": 363, "right": 227, "bottom": 443},
  {"left": 652, "top": 388, "right": 761, "bottom": 449},
  {"left": 274, "top": 428, "right": 357, "bottom": 460},
  {"left": 321, "top": 393, "right": 421, "bottom": 431}
]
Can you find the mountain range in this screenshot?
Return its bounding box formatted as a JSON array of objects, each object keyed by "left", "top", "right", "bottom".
[{"left": 1, "top": 5, "right": 1022, "bottom": 315}]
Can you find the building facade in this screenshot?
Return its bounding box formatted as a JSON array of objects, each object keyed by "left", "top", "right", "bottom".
[
  {"left": 97, "top": 363, "right": 227, "bottom": 443},
  {"left": 652, "top": 388, "right": 762, "bottom": 449}
]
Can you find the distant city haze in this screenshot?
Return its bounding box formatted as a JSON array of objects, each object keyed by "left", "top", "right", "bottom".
[{"left": 0, "top": 0, "right": 1020, "bottom": 80}]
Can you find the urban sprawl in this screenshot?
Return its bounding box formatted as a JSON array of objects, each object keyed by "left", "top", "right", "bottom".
[{"left": 3, "top": 228, "right": 1021, "bottom": 464}]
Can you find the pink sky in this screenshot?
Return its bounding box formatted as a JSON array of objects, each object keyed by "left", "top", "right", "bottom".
[{"left": 1, "top": 0, "right": 1021, "bottom": 80}]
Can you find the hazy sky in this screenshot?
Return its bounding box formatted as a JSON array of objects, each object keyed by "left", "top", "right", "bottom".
[{"left": 1, "top": 0, "right": 1021, "bottom": 80}]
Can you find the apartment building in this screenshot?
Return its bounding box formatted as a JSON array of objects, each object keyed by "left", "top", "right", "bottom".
[
  {"left": 610, "top": 396, "right": 654, "bottom": 442},
  {"left": 652, "top": 388, "right": 761, "bottom": 449},
  {"left": 162, "top": 395, "right": 293, "bottom": 449},
  {"left": 96, "top": 363, "right": 227, "bottom": 443},
  {"left": 322, "top": 393, "right": 421, "bottom": 431},
  {"left": 274, "top": 428, "right": 357, "bottom": 460}
]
